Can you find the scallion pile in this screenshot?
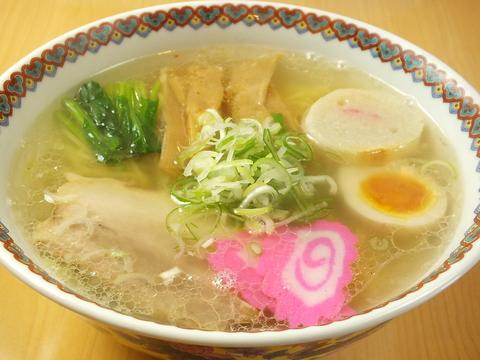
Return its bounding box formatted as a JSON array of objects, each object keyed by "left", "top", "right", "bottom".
[{"left": 167, "top": 109, "right": 337, "bottom": 245}]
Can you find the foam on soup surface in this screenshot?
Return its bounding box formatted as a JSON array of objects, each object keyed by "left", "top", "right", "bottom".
[{"left": 8, "top": 46, "right": 462, "bottom": 331}]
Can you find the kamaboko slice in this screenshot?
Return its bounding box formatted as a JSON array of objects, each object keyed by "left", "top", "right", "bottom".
[
  {"left": 303, "top": 89, "right": 425, "bottom": 164},
  {"left": 208, "top": 220, "right": 358, "bottom": 328}
]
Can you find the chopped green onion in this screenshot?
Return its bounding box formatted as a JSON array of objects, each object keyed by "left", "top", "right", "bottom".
[
  {"left": 420, "top": 160, "right": 457, "bottom": 179},
  {"left": 302, "top": 175, "right": 338, "bottom": 195},
  {"left": 245, "top": 215, "right": 275, "bottom": 234},
  {"left": 282, "top": 134, "right": 313, "bottom": 161},
  {"left": 233, "top": 206, "right": 273, "bottom": 217},
  {"left": 168, "top": 110, "right": 335, "bottom": 246},
  {"left": 166, "top": 204, "right": 222, "bottom": 245},
  {"left": 271, "top": 113, "right": 285, "bottom": 128},
  {"left": 263, "top": 129, "right": 280, "bottom": 162},
  {"left": 275, "top": 201, "right": 330, "bottom": 227},
  {"left": 171, "top": 177, "right": 204, "bottom": 204},
  {"left": 252, "top": 158, "right": 292, "bottom": 195},
  {"left": 240, "top": 184, "right": 278, "bottom": 209},
  {"left": 249, "top": 241, "right": 263, "bottom": 256}
]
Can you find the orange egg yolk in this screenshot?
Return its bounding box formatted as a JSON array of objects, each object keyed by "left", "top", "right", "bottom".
[{"left": 360, "top": 171, "right": 434, "bottom": 217}]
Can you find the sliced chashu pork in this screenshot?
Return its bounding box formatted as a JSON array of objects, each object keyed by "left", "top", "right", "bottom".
[
  {"left": 159, "top": 64, "right": 224, "bottom": 174},
  {"left": 34, "top": 174, "right": 255, "bottom": 329},
  {"left": 34, "top": 174, "right": 185, "bottom": 274}
]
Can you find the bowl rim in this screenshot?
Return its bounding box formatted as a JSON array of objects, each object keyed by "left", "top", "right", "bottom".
[{"left": 0, "top": 0, "right": 479, "bottom": 347}]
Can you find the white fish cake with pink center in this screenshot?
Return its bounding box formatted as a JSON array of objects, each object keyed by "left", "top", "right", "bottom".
[{"left": 303, "top": 88, "right": 426, "bottom": 163}]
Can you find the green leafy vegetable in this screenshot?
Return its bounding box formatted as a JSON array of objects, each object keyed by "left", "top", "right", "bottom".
[
  {"left": 61, "top": 80, "right": 161, "bottom": 163},
  {"left": 167, "top": 109, "right": 336, "bottom": 244}
]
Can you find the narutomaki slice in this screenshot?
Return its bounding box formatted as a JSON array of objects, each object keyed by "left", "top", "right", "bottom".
[{"left": 208, "top": 220, "right": 358, "bottom": 327}]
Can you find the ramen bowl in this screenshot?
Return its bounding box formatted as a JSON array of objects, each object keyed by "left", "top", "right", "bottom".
[{"left": 0, "top": 1, "right": 479, "bottom": 359}]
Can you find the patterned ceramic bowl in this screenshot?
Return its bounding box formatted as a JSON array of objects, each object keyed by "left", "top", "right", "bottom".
[{"left": 0, "top": 1, "right": 479, "bottom": 359}]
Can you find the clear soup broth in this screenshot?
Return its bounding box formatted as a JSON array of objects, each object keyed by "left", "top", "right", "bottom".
[{"left": 8, "top": 46, "right": 461, "bottom": 331}]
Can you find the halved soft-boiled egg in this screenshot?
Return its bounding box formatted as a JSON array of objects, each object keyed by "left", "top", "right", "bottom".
[{"left": 337, "top": 166, "right": 447, "bottom": 228}]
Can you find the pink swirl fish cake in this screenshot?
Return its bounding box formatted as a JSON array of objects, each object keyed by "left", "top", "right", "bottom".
[{"left": 208, "top": 220, "right": 358, "bottom": 328}]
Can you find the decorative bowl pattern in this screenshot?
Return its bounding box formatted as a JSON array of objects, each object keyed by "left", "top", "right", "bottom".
[{"left": 0, "top": 2, "right": 479, "bottom": 359}]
